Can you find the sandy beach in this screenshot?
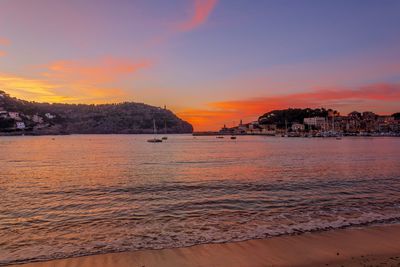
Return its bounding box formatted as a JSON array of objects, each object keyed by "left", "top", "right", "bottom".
[{"left": 9, "top": 224, "right": 400, "bottom": 267}]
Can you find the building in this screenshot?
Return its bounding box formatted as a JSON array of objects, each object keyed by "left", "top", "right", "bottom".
[
  {"left": 32, "top": 114, "right": 44, "bottom": 123},
  {"left": 219, "top": 124, "right": 230, "bottom": 134},
  {"left": 260, "top": 124, "right": 276, "bottom": 135},
  {"left": 362, "top": 111, "right": 377, "bottom": 120},
  {"left": 8, "top": 112, "right": 20, "bottom": 119},
  {"left": 245, "top": 121, "right": 262, "bottom": 134},
  {"left": 348, "top": 111, "right": 362, "bottom": 119},
  {"left": 15, "top": 122, "right": 25, "bottom": 129},
  {"left": 361, "top": 112, "right": 378, "bottom": 132},
  {"left": 0, "top": 108, "right": 7, "bottom": 118},
  {"left": 292, "top": 123, "right": 305, "bottom": 131},
  {"left": 303, "top": 117, "right": 326, "bottom": 129},
  {"left": 45, "top": 113, "right": 56, "bottom": 119}
]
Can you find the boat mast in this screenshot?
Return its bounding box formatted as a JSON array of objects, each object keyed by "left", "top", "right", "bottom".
[
  {"left": 153, "top": 119, "right": 157, "bottom": 138},
  {"left": 285, "top": 119, "right": 288, "bottom": 136}
]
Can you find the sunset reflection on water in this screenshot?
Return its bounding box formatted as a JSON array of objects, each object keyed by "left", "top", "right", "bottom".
[{"left": 1, "top": 135, "right": 400, "bottom": 265}]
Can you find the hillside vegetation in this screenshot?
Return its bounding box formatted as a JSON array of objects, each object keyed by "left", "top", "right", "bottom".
[
  {"left": 258, "top": 108, "right": 335, "bottom": 128},
  {"left": 0, "top": 91, "right": 193, "bottom": 134}
]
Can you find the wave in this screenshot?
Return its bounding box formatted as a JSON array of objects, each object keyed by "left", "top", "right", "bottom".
[{"left": 2, "top": 215, "right": 400, "bottom": 266}]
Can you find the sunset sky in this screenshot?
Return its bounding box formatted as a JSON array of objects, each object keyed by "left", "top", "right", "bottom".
[{"left": 1, "top": 0, "right": 400, "bottom": 130}]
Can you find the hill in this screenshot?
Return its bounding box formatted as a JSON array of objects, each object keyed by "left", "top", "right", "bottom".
[
  {"left": 258, "top": 108, "right": 336, "bottom": 128},
  {"left": 0, "top": 90, "right": 193, "bottom": 135}
]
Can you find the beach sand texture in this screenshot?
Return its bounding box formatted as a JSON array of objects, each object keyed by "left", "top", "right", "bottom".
[{"left": 10, "top": 224, "right": 400, "bottom": 267}]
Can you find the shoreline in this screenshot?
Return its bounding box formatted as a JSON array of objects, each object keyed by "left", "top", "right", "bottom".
[
  {"left": 8, "top": 224, "right": 400, "bottom": 267},
  {"left": 193, "top": 132, "right": 400, "bottom": 137},
  {"left": 1, "top": 132, "right": 400, "bottom": 137}
]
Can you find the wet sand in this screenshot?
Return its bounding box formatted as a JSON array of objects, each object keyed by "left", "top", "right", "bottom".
[{"left": 10, "top": 224, "right": 400, "bottom": 267}]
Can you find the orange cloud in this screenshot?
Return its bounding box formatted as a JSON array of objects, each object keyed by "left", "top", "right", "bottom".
[
  {"left": 0, "top": 56, "right": 149, "bottom": 104},
  {"left": 0, "top": 56, "right": 153, "bottom": 103},
  {"left": 0, "top": 37, "right": 10, "bottom": 46},
  {"left": 0, "top": 72, "right": 131, "bottom": 104},
  {"left": 177, "top": 0, "right": 218, "bottom": 31},
  {"left": 41, "top": 57, "right": 152, "bottom": 84},
  {"left": 0, "top": 73, "right": 73, "bottom": 102},
  {"left": 0, "top": 51, "right": 6, "bottom": 57},
  {"left": 179, "top": 83, "right": 400, "bottom": 131}
]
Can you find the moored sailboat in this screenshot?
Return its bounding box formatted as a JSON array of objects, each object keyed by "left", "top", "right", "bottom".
[{"left": 147, "top": 119, "right": 162, "bottom": 143}]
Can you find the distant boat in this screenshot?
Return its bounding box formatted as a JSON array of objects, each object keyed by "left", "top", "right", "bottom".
[
  {"left": 230, "top": 136, "right": 237, "bottom": 140},
  {"left": 147, "top": 119, "right": 163, "bottom": 143},
  {"left": 216, "top": 136, "right": 224, "bottom": 139}
]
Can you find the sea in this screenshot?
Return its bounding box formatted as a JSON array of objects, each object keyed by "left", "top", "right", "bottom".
[{"left": 1, "top": 135, "right": 400, "bottom": 265}]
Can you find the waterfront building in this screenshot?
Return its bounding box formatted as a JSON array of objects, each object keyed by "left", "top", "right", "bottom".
[
  {"left": 292, "top": 123, "right": 305, "bottom": 131},
  {"left": 303, "top": 117, "right": 326, "bottom": 129}
]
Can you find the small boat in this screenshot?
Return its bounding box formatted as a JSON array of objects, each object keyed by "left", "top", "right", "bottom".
[
  {"left": 216, "top": 136, "right": 224, "bottom": 139},
  {"left": 148, "top": 138, "right": 162, "bottom": 143},
  {"left": 230, "top": 136, "right": 237, "bottom": 140},
  {"left": 162, "top": 136, "right": 168, "bottom": 140},
  {"left": 147, "top": 119, "right": 162, "bottom": 143}
]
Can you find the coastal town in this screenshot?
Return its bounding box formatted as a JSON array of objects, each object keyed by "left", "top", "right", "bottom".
[
  {"left": 196, "top": 109, "right": 400, "bottom": 137},
  {"left": 0, "top": 92, "right": 57, "bottom": 133},
  {"left": 2, "top": 90, "right": 400, "bottom": 137}
]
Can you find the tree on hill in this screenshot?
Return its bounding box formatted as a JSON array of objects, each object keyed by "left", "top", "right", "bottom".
[{"left": 392, "top": 112, "right": 400, "bottom": 120}]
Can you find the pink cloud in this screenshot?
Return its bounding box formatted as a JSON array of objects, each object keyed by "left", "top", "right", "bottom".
[
  {"left": 0, "top": 51, "right": 6, "bottom": 57},
  {"left": 177, "top": 0, "right": 218, "bottom": 32},
  {"left": 41, "top": 57, "right": 152, "bottom": 84}
]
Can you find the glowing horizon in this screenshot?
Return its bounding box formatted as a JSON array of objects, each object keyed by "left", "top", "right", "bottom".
[{"left": 1, "top": 0, "right": 400, "bottom": 130}]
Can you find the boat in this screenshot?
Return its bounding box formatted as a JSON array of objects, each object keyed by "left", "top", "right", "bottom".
[
  {"left": 147, "top": 119, "right": 163, "bottom": 143},
  {"left": 230, "top": 136, "right": 237, "bottom": 140},
  {"left": 216, "top": 136, "right": 224, "bottom": 139},
  {"left": 148, "top": 138, "right": 162, "bottom": 143}
]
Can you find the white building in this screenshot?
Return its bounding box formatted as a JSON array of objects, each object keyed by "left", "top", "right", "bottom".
[
  {"left": 304, "top": 117, "right": 326, "bottom": 128},
  {"left": 45, "top": 113, "right": 56, "bottom": 119},
  {"left": 15, "top": 122, "right": 25, "bottom": 129},
  {"left": 32, "top": 114, "right": 44, "bottom": 123},
  {"left": 8, "top": 112, "right": 20, "bottom": 119}
]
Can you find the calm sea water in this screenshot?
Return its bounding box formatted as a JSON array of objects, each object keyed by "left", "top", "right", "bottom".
[{"left": 1, "top": 135, "right": 400, "bottom": 265}]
